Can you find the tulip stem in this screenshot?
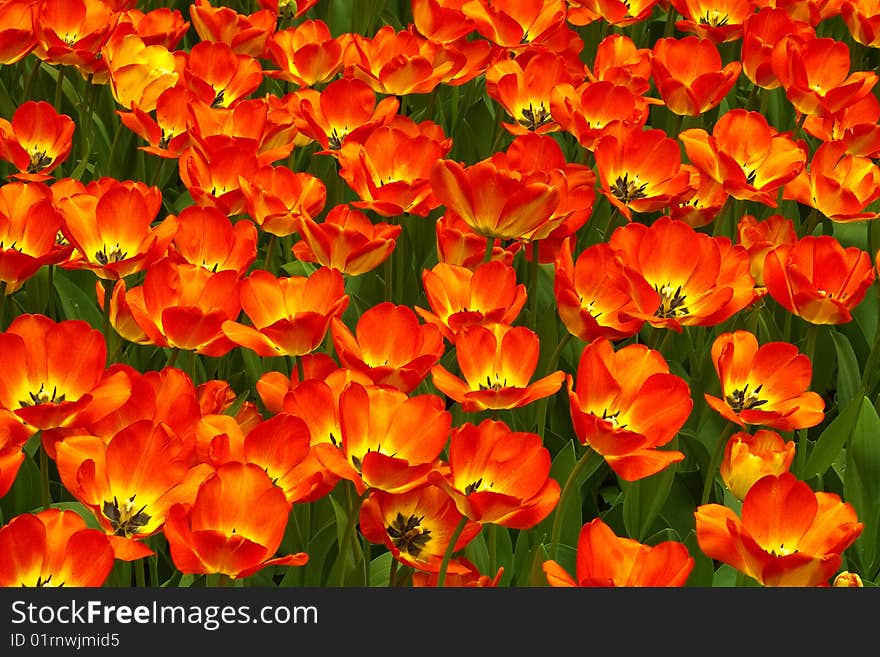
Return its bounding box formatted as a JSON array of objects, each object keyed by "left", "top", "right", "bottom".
[
  {"left": 336, "top": 486, "right": 370, "bottom": 586},
  {"left": 134, "top": 557, "right": 146, "bottom": 588},
  {"left": 101, "top": 278, "right": 115, "bottom": 362},
  {"left": 166, "top": 347, "right": 181, "bottom": 369},
  {"left": 529, "top": 240, "right": 540, "bottom": 328},
  {"left": 800, "top": 208, "right": 821, "bottom": 237},
  {"left": 39, "top": 440, "right": 52, "bottom": 510},
  {"left": 437, "top": 515, "right": 470, "bottom": 587},
  {"left": 548, "top": 445, "right": 603, "bottom": 560},
  {"left": 797, "top": 323, "right": 820, "bottom": 477},
  {"left": 700, "top": 422, "right": 738, "bottom": 505},
  {"left": 534, "top": 332, "right": 572, "bottom": 438},
  {"left": 484, "top": 235, "right": 494, "bottom": 264},
  {"left": 0, "top": 281, "right": 7, "bottom": 331}
]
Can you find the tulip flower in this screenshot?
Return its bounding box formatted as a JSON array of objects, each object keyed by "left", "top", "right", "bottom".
[
  {"left": 0, "top": 509, "right": 115, "bottom": 587},
  {"left": 720, "top": 429, "right": 796, "bottom": 501},
  {"left": 164, "top": 461, "right": 309, "bottom": 580},
  {"left": 704, "top": 330, "right": 825, "bottom": 431},
  {"left": 543, "top": 518, "right": 694, "bottom": 587},
  {"left": 695, "top": 472, "right": 863, "bottom": 586}
]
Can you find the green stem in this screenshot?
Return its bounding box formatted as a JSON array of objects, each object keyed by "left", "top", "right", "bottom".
[
  {"left": 700, "top": 422, "right": 738, "bottom": 505},
  {"left": 22, "top": 58, "right": 42, "bottom": 101},
  {"left": 663, "top": 5, "right": 678, "bottom": 37},
  {"left": 165, "top": 346, "right": 181, "bottom": 369},
  {"left": 799, "top": 208, "right": 821, "bottom": 237},
  {"left": 529, "top": 240, "right": 540, "bottom": 328},
  {"left": 796, "top": 323, "right": 820, "bottom": 477},
  {"left": 548, "top": 445, "right": 603, "bottom": 560},
  {"left": 0, "top": 280, "right": 7, "bottom": 331},
  {"left": 336, "top": 486, "right": 370, "bottom": 586},
  {"left": 53, "top": 65, "right": 67, "bottom": 115},
  {"left": 101, "top": 278, "right": 115, "bottom": 360},
  {"left": 207, "top": 573, "right": 232, "bottom": 587},
  {"left": 39, "top": 440, "right": 52, "bottom": 510},
  {"left": 134, "top": 557, "right": 146, "bottom": 587},
  {"left": 484, "top": 235, "right": 495, "bottom": 264},
  {"left": 861, "top": 307, "right": 880, "bottom": 395},
  {"left": 383, "top": 250, "right": 393, "bottom": 301},
  {"left": 389, "top": 555, "right": 399, "bottom": 587},
  {"left": 263, "top": 234, "right": 277, "bottom": 273},
  {"left": 534, "top": 332, "right": 572, "bottom": 438},
  {"left": 436, "top": 515, "right": 470, "bottom": 587}
]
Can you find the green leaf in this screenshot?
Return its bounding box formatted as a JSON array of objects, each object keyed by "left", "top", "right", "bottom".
[
  {"left": 803, "top": 394, "right": 862, "bottom": 478},
  {"left": 368, "top": 551, "right": 394, "bottom": 587},
  {"left": 845, "top": 397, "right": 880, "bottom": 579},
  {"left": 621, "top": 450, "right": 678, "bottom": 541},
  {"left": 830, "top": 328, "right": 861, "bottom": 411},
  {"left": 53, "top": 268, "right": 103, "bottom": 330},
  {"left": 0, "top": 452, "right": 41, "bottom": 520}
]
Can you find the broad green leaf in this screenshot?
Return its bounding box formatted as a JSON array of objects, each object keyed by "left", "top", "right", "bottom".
[
  {"left": 803, "top": 394, "right": 862, "bottom": 478},
  {"left": 622, "top": 449, "right": 679, "bottom": 541},
  {"left": 831, "top": 328, "right": 862, "bottom": 411},
  {"left": 53, "top": 268, "right": 103, "bottom": 330},
  {"left": 845, "top": 397, "right": 880, "bottom": 580}
]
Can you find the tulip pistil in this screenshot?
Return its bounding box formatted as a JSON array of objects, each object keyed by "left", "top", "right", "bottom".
[{"left": 387, "top": 512, "right": 431, "bottom": 557}]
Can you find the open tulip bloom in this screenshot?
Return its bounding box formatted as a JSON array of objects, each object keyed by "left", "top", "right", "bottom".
[{"left": 1, "top": 0, "right": 878, "bottom": 595}]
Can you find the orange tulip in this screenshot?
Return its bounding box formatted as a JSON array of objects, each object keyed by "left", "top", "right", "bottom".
[
  {"left": 0, "top": 509, "right": 115, "bottom": 587},
  {"left": 112, "top": 257, "right": 241, "bottom": 356},
  {"left": 585, "top": 33, "right": 653, "bottom": 95},
  {"left": 550, "top": 81, "right": 650, "bottom": 152},
  {"left": 669, "top": 164, "right": 729, "bottom": 228},
  {"left": 0, "top": 0, "right": 36, "bottom": 65},
  {"left": 412, "top": 557, "right": 503, "bottom": 587},
  {"left": 238, "top": 163, "right": 326, "bottom": 237},
  {"left": 608, "top": 215, "right": 758, "bottom": 331},
  {"left": 331, "top": 302, "right": 444, "bottom": 394},
  {"left": 680, "top": 109, "right": 807, "bottom": 206},
  {"left": 842, "top": 0, "right": 880, "bottom": 47},
  {"left": 740, "top": 7, "right": 815, "bottom": 90},
  {"left": 431, "top": 322, "right": 564, "bottom": 412},
  {"left": 695, "top": 472, "right": 862, "bottom": 586},
  {"left": 736, "top": 213, "right": 797, "bottom": 288},
  {"left": 264, "top": 19, "right": 344, "bottom": 87},
  {"left": 113, "top": 6, "right": 190, "bottom": 50},
  {"left": 670, "top": 0, "right": 753, "bottom": 42},
  {"left": 594, "top": 124, "right": 693, "bottom": 220},
  {"left": 42, "top": 364, "right": 201, "bottom": 462},
  {"left": 783, "top": 140, "right": 880, "bottom": 222},
  {"left": 566, "top": 0, "right": 660, "bottom": 28},
  {"left": 462, "top": 0, "right": 569, "bottom": 49},
  {"left": 704, "top": 330, "right": 825, "bottom": 431},
  {"left": 416, "top": 260, "right": 527, "bottom": 342},
  {"left": 720, "top": 429, "right": 796, "bottom": 501},
  {"left": 199, "top": 412, "right": 318, "bottom": 506},
  {"left": 543, "top": 517, "right": 695, "bottom": 586},
  {"left": 336, "top": 116, "right": 450, "bottom": 217},
  {"left": 359, "top": 484, "right": 482, "bottom": 575},
  {"left": 411, "top": 0, "right": 475, "bottom": 43},
  {"left": 486, "top": 50, "right": 575, "bottom": 135},
  {"left": 0, "top": 181, "right": 71, "bottom": 293},
  {"left": 427, "top": 418, "right": 560, "bottom": 529},
  {"left": 343, "top": 25, "right": 492, "bottom": 96},
  {"left": 430, "top": 156, "right": 560, "bottom": 241},
  {"left": 650, "top": 36, "right": 742, "bottom": 116},
  {"left": 553, "top": 239, "right": 656, "bottom": 343},
  {"left": 288, "top": 77, "right": 400, "bottom": 152},
  {"left": 57, "top": 179, "right": 175, "bottom": 280},
  {"left": 168, "top": 205, "right": 257, "bottom": 276},
  {"left": 772, "top": 36, "right": 877, "bottom": 118},
  {"left": 833, "top": 571, "right": 864, "bottom": 587},
  {"left": 164, "top": 461, "right": 308, "bottom": 579},
  {"left": 117, "top": 85, "right": 193, "bottom": 159},
  {"left": 292, "top": 204, "right": 402, "bottom": 276},
  {"left": 495, "top": 132, "right": 597, "bottom": 262},
  {"left": 0, "top": 100, "right": 75, "bottom": 182},
  {"left": 0, "top": 314, "right": 129, "bottom": 432},
  {"left": 254, "top": 354, "right": 339, "bottom": 414},
  {"left": 101, "top": 30, "right": 180, "bottom": 114},
  {"left": 258, "top": 0, "right": 319, "bottom": 19},
  {"left": 178, "top": 136, "right": 260, "bottom": 216},
  {"left": 0, "top": 409, "right": 32, "bottom": 497},
  {"left": 803, "top": 94, "right": 880, "bottom": 159},
  {"left": 314, "top": 381, "right": 451, "bottom": 495},
  {"left": 222, "top": 266, "right": 348, "bottom": 358},
  {"left": 31, "top": 0, "right": 118, "bottom": 75},
  {"left": 189, "top": 0, "right": 276, "bottom": 58},
  {"left": 567, "top": 338, "right": 691, "bottom": 481},
  {"left": 183, "top": 40, "right": 263, "bottom": 109},
  {"left": 54, "top": 420, "right": 213, "bottom": 561},
  {"left": 433, "top": 210, "right": 520, "bottom": 269},
  {"left": 763, "top": 235, "right": 876, "bottom": 325}
]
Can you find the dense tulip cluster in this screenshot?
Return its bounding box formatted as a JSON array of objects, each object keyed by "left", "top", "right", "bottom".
[{"left": 0, "top": 0, "right": 877, "bottom": 589}]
